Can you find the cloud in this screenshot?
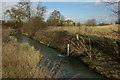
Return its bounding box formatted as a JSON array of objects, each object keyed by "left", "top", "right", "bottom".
[
  {"left": 94, "top": 1, "right": 101, "bottom": 5},
  {"left": 45, "top": 10, "right": 52, "bottom": 15},
  {"left": 2, "top": 2, "right": 17, "bottom": 12},
  {"left": 44, "top": 10, "right": 53, "bottom": 20},
  {"left": 99, "top": 0, "right": 120, "bottom": 2}
]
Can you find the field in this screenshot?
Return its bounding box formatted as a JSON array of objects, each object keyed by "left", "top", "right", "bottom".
[{"left": 48, "top": 25, "right": 120, "bottom": 39}]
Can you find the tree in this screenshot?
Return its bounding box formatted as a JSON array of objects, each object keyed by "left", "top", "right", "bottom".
[
  {"left": 85, "top": 19, "right": 96, "bottom": 26},
  {"left": 5, "top": 0, "right": 31, "bottom": 22},
  {"left": 5, "top": 7, "right": 27, "bottom": 22},
  {"left": 29, "top": 2, "right": 46, "bottom": 21},
  {"left": 18, "top": 0, "right": 31, "bottom": 21},
  {"left": 23, "top": 16, "right": 47, "bottom": 36},
  {"left": 47, "top": 10, "right": 64, "bottom": 26},
  {"left": 36, "top": 3, "right": 46, "bottom": 17},
  {"left": 5, "top": 1, "right": 47, "bottom": 22},
  {"left": 100, "top": 0, "right": 119, "bottom": 14},
  {"left": 36, "top": 2, "right": 46, "bottom": 20},
  {"left": 101, "top": 0, "right": 120, "bottom": 24},
  {"left": 49, "top": 10, "right": 61, "bottom": 20},
  {"left": 77, "top": 22, "right": 81, "bottom": 26}
]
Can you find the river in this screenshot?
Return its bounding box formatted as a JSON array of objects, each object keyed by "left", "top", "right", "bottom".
[{"left": 13, "top": 33, "right": 107, "bottom": 79}]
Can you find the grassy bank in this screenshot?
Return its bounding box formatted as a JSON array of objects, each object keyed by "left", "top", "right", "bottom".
[
  {"left": 20, "top": 24, "right": 120, "bottom": 79},
  {"left": 2, "top": 34, "right": 44, "bottom": 78},
  {"left": 2, "top": 28, "right": 43, "bottom": 78},
  {"left": 2, "top": 37, "right": 67, "bottom": 78},
  {"left": 2, "top": 28, "right": 73, "bottom": 78}
]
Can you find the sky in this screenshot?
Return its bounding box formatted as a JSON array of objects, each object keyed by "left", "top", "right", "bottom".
[
  {"left": 1, "top": 0, "right": 120, "bottom": 2},
  {"left": 42, "top": 2, "right": 116, "bottom": 23},
  {"left": 0, "top": 1, "right": 118, "bottom": 24}
]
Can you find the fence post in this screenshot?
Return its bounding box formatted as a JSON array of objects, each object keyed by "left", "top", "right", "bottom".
[
  {"left": 67, "top": 44, "right": 70, "bottom": 56},
  {"left": 76, "top": 34, "right": 79, "bottom": 40}
]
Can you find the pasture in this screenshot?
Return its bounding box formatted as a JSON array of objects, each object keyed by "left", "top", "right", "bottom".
[{"left": 48, "top": 25, "right": 120, "bottom": 39}]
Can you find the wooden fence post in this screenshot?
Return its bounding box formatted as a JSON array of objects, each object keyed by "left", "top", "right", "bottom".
[
  {"left": 67, "top": 44, "right": 70, "bottom": 56},
  {"left": 76, "top": 34, "right": 79, "bottom": 40}
]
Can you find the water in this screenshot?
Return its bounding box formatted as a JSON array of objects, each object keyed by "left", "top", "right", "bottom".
[{"left": 13, "top": 33, "right": 106, "bottom": 78}]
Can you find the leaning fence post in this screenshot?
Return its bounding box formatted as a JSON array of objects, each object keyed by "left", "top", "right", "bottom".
[{"left": 67, "top": 44, "right": 70, "bottom": 56}]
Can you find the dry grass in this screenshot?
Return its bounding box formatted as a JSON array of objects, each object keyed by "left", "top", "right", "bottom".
[
  {"left": 2, "top": 36, "right": 44, "bottom": 78},
  {"left": 19, "top": 21, "right": 120, "bottom": 79},
  {"left": 48, "top": 25, "right": 120, "bottom": 39},
  {"left": 0, "top": 25, "right": 2, "bottom": 79},
  {"left": 2, "top": 27, "right": 15, "bottom": 42},
  {"left": 2, "top": 28, "right": 45, "bottom": 78},
  {"left": 2, "top": 34, "right": 79, "bottom": 78},
  {"left": 2, "top": 28, "right": 77, "bottom": 78}
]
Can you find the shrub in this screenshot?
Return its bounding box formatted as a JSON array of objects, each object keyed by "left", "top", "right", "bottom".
[
  {"left": 22, "top": 16, "right": 47, "bottom": 36},
  {"left": 2, "top": 22, "right": 23, "bottom": 29},
  {"left": 85, "top": 19, "right": 96, "bottom": 26}
]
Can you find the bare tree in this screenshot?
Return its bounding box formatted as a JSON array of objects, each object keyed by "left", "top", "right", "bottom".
[
  {"left": 47, "top": 10, "right": 65, "bottom": 26},
  {"left": 36, "top": 2, "right": 46, "bottom": 20},
  {"left": 18, "top": 0, "right": 31, "bottom": 21},
  {"left": 85, "top": 19, "right": 96, "bottom": 26},
  {"left": 101, "top": 0, "right": 120, "bottom": 24}
]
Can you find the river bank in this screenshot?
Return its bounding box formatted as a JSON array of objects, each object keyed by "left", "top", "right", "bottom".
[
  {"left": 13, "top": 33, "right": 106, "bottom": 78},
  {"left": 19, "top": 26, "right": 120, "bottom": 79},
  {"left": 2, "top": 28, "right": 43, "bottom": 78},
  {"left": 3, "top": 28, "right": 61, "bottom": 78},
  {"left": 3, "top": 28, "right": 104, "bottom": 78}
]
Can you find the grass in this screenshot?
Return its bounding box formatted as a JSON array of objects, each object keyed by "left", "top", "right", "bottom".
[
  {"left": 17, "top": 23, "right": 120, "bottom": 79},
  {"left": 2, "top": 36, "right": 44, "bottom": 78},
  {"left": 48, "top": 25, "right": 120, "bottom": 39},
  {"left": 81, "top": 50, "right": 120, "bottom": 79},
  {"left": 2, "top": 28, "right": 46, "bottom": 78},
  {"left": 2, "top": 38, "right": 80, "bottom": 78},
  {"left": 30, "top": 30, "right": 120, "bottom": 79},
  {"left": 2, "top": 28, "right": 81, "bottom": 78}
]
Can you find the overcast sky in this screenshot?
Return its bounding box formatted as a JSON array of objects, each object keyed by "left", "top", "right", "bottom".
[{"left": 0, "top": 0, "right": 118, "bottom": 23}]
